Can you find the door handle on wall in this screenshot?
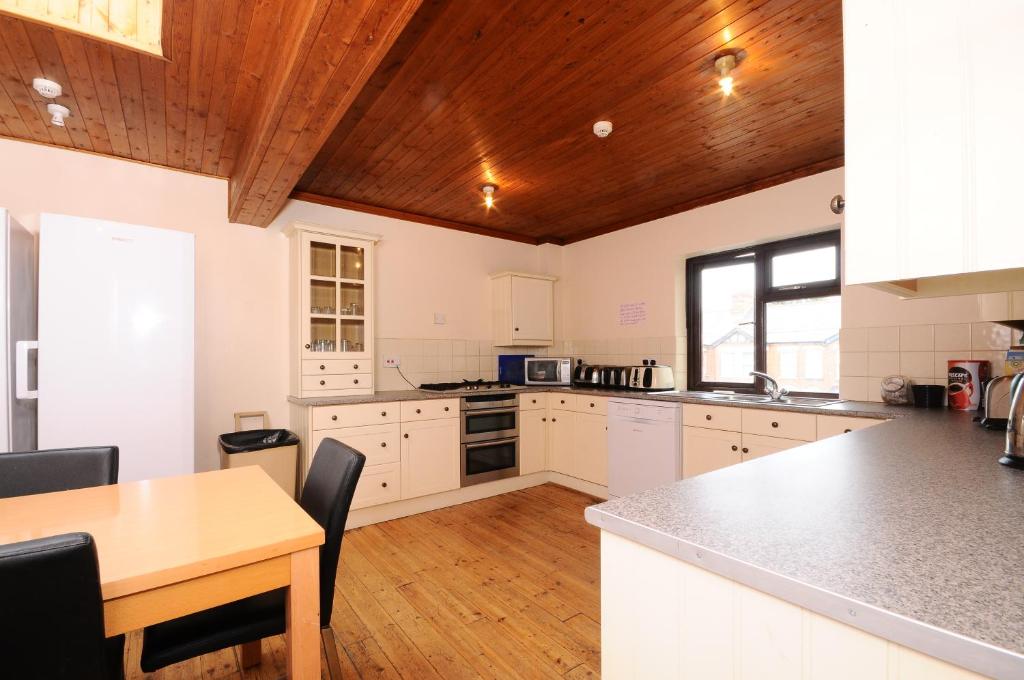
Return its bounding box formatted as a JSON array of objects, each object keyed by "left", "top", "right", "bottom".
[{"left": 16, "top": 340, "right": 38, "bottom": 399}]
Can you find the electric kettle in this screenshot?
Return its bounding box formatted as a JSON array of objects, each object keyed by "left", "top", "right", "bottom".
[{"left": 998, "top": 372, "right": 1024, "bottom": 468}]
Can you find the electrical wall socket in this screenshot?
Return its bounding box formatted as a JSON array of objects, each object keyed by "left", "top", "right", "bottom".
[{"left": 384, "top": 357, "right": 400, "bottom": 368}]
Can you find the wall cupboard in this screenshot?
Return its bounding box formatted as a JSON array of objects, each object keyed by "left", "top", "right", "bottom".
[
  {"left": 287, "top": 222, "right": 379, "bottom": 398},
  {"left": 843, "top": 0, "right": 1024, "bottom": 297},
  {"left": 491, "top": 272, "right": 556, "bottom": 346}
]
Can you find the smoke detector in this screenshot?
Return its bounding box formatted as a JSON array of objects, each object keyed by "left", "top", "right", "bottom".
[
  {"left": 592, "top": 120, "right": 613, "bottom": 138},
  {"left": 47, "top": 104, "right": 70, "bottom": 127},
  {"left": 32, "top": 78, "right": 62, "bottom": 99}
]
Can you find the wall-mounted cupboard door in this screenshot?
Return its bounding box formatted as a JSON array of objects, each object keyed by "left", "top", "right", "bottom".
[
  {"left": 682, "top": 426, "right": 741, "bottom": 478},
  {"left": 400, "top": 418, "right": 459, "bottom": 499},
  {"left": 491, "top": 272, "right": 556, "bottom": 346},
  {"left": 519, "top": 408, "right": 548, "bottom": 475}
]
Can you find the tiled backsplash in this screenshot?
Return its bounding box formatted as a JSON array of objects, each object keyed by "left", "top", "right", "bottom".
[
  {"left": 839, "top": 322, "right": 1018, "bottom": 402},
  {"left": 374, "top": 335, "right": 688, "bottom": 391}
]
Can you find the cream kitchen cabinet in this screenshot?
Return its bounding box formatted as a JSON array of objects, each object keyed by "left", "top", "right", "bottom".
[
  {"left": 574, "top": 412, "right": 608, "bottom": 486},
  {"left": 491, "top": 272, "right": 556, "bottom": 346},
  {"left": 740, "top": 433, "right": 806, "bottom": 461},
  {"left": 843, "top": 0, "right": 1024, "bottom": 297},
  {"left": 816, "top": 415, "right": 885, "bottom": 440},
  {"left": 682, "top": 426, "right": 741, "bottom": 478},
  {"left": 400, "top": 418, "right": 459, "bottom": 500},
  {"left": 980, "top": 291, "right": 1024, "bottom": 326},
  {"left": 519, "top": 408, "right": 548, "bottom": 475},
  {"left": 547, "top": 405, "right": 575, "bottom": 476},
  {"left": 286, "top": 222, "right": 379, "bottom": 397}
]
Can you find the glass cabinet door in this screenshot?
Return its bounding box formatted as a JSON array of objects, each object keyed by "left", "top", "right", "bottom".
[{"left": 304, "top": 236, "right": 368, "bottom": 356}]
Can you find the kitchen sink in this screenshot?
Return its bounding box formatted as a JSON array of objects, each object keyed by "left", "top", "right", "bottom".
[{"left": 684, "top": 392, "right": 843, "bottom": 407}]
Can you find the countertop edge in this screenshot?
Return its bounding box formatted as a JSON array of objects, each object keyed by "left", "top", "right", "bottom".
[{"left": 584, "top": 506, "right": 1024, "bottom": 680}]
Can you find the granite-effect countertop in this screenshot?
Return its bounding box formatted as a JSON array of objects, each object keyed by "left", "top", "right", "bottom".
[{"left": 585, "top": 408, "right": 1024, "bottom": 679}]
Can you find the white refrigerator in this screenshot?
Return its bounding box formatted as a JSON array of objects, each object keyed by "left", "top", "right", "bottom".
[
  {"left": 0, "top": 209, "right": 38, "bottom": 453},
  {"left": 35, "top": 214, "right": 196, "bottom": 482}
]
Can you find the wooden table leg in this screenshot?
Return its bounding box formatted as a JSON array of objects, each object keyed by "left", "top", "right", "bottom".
[{"left": 286, "top": 547, "right": 320, "bottom": 679}]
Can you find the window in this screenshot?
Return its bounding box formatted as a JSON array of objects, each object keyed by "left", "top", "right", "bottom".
[{"left": 686, "top": 231, "right": 841, "bottom": 396}]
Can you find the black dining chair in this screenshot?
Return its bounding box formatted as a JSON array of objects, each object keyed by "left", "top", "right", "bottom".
[
  {"left": 0, "top": 446, "right": 119, "bottom": 499},
  {"left": 140, "top": 438, "right": 366, "bottom": 677},
  {"left": 0, "top": 532, "right": 125, "bottom": 680}
]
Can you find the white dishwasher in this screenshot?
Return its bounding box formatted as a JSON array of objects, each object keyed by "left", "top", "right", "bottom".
[{"left": 607, "top": 399, "right": 682, "bottom": 498}]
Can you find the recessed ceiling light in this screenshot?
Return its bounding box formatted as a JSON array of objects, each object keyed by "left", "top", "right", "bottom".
[{"left": 482, "top": 184, "right": 497, "bottom": 208}]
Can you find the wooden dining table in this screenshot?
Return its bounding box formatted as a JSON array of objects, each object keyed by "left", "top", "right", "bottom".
[{"left": 0, "top": 465, "right": 325, "bottom": 678}]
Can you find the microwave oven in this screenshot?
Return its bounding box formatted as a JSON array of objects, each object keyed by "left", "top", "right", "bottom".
[{"left": 524, "top": 357, "right": 572, "bottom": 385}]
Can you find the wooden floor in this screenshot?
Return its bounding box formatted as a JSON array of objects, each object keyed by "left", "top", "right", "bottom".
[{"left": 125, "top": 483, "right": 603, "bottom": 679}]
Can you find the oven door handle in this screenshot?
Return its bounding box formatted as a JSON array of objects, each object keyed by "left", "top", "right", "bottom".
[
  {"left": 463, "top": 437, "right": 519, "bottom": 450},
  {"left": 463, "top": 406, "right": 519, "bottom": 416}
]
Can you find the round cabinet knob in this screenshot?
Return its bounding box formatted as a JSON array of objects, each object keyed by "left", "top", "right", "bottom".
[
  {"left": 771, "top": 421, "right": 779, "bottom": 428},
  {"left": 380, "top": 442, "right": 387, "bottom": 448},
  {"left": 416, "top": 408, "right": 421, "bottom": 414},
  {"left": 381, "top": 411, "right": 387, "bottom": 417},
  {"left": 319, "top": 380, "right": 325, "bottom": 386},
  {"left": 532, "top": 399, "right": 537, "bottom": 404},
  {"left": 381, "top": 482, "right": 388, "bottom": 488},
  {"left": 353, "top": 363, "right": 359, "bottom": 369},
  {"left": 742, "top": 447, "right": 749, "bottom": 454},
  {"left": 514, "top": 327, "right": 519, "bottom": 331},
  {"left": 444, "top": 406, "right": 450, "bottom": 412},
  {"left": 731, "top": 445, "right": 738, "bottom": 451},
  {"left": 705, "top": 414, "right": 712, "bottom": 421},
  {"left": 353, "top": 378, "right": 359, "bottom": 384},
  {"left": 304, "top": 343, "right": 311, "bottom": 349},
  {"left": 404, "top": 433, "right": 409, "bottom": 439},
  {"left": 319, "top": 364, "right": 325, "bottom": 370},
  {"left": 590, "top": 402, "right": 595, "bottom": 408},
  {"left": 560, "top": 399, "right": 566, "bottom": 404},
  {"left": 542, "top": 417, "right": 547, "bottom": 422},
  {"left": 844, "top": 428, "right": 852, "bottom": 433},
  {"left": 552, "top": 417, "right": 557, "bottom": 422},
  {"left": 331, "top": 415, "right": 338, "bottom": 421}
]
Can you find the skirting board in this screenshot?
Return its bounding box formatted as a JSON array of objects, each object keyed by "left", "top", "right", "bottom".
[{"left": 346, "top": 471, "right": 609, "bottom": 529}]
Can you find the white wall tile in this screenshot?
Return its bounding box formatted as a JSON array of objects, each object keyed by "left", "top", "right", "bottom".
[
  {"left": 899, "top": 325, "right": 934, "bottom": 351},
  {"left": 971, "top": 322, "right": 1012, "bottom": 350},
  {"left": 934, "top": 324, "right": 971, "bottom": 351},
  {"left": 865, "top": 377, "right": 883, "bottom": 402},
  {"left": 899, "top": 351, "right": 933, "bottom": 379},
  {"left": 934, "top": 351, "right": 968, "bottom": 381},
  {"left": 867, "top": 327, "right": 899, "bottom": 352},
  {"left": 839, "top": 327, "right": 869, "bottom": 352},
  {"left": 840, "top": 352, "right": 868, "bottom": 377},
  {"left": 839, "top": 376, "right": 868, "bottom": 401},
  {"left": 868, "top": 352, "right": 899, "bottom": 376}
]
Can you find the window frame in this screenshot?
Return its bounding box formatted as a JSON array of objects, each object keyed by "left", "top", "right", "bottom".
[{"left": 685, "top": 230, "right": 841, "bottom": 397}]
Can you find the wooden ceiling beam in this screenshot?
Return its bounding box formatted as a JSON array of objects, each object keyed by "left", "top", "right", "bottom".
[{"left": 227, "top": 0, "right": 423, "bottom": 227}]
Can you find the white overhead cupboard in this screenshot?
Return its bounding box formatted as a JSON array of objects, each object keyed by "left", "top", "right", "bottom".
[
  {"left": 843, "top": 0, "right": 1024, "bottom": 298},
  {"left": 491, "top": 272, "right": 556, "bottom": 346},
  {"left": 286, "top": 222, "right": 378, "bottom": 397}
]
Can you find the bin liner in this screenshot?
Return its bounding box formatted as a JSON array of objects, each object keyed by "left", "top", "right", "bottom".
[{"left": 219, "top": 429, "right": 299, "bottom": 454}]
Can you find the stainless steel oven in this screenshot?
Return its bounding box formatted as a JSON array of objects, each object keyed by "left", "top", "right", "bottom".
[{"left": 460, "top": 393, "right": 519, "bottom": 486}]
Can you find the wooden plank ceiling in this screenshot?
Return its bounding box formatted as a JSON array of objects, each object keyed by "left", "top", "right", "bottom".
[{"left": 0, "top": 0, "right": 843, "bottom": 244}]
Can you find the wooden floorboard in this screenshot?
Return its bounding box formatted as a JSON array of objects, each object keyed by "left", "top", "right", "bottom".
[{"left": 123, "top": 483, "right": 603, "bottom": 679}]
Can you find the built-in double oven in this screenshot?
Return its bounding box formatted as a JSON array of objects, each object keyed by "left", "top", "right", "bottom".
[{"left": 460, "top": 392, "right": 519, "bottom": 486}]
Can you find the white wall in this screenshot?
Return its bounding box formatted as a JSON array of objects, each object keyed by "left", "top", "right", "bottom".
[{"left": 0, "top": 138, "right": 548, "bottom": 471}]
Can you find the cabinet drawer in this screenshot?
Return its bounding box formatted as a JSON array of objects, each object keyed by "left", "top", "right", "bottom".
[
  {"left": 302, "top": 359, "right": 370, "bottom": 375},
  {"left": 312, "top": 402, "right": 399, "bottom": 430},
  {"left": 741, "top": 409, "right": 816, "bottom": 441},
  {"left": 520, "top": 393, "right": 549, "bottom": 411},
  {"left": 550, "top": 394, "right": 576, "bottom": 410},
  {"left": 401, "top": 399, "right": 458, "bottom": 421},
  {"left": 816, "top": 415, "right": 886, "bottom": 440},
  {"left": 682, "top": 404, "right": 742, "bottom": 431},
  {"left": 311, "top": 423, "right": 399, "bottom": 466},
  {"left": 351, "top": 463, "right": 401, "bottom": 510},
  {"left": 741, "top": 433, "right": 807, "bottom": 461},
  {"left": 302, "top": 373, "right": 372, "bottom": 392},
  {"left": 575, "top": 394, "right": 608, "bottom": 415}
]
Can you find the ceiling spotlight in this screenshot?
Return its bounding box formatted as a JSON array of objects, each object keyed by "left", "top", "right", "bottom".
[
  {"left": 482, "top": 184, "right": 497, "bottom": 208},
  {"left": 593, "top": 120, "right": 613, "bottom": 138},
  {"left": 713, "top": 50, "right": 746, "bottom": 96},
  {"left": 47, "top": 104, "right": 70, "bottom": 127},
  {"left": 32, "top": 77, "right": 62, "bottom": 99}
]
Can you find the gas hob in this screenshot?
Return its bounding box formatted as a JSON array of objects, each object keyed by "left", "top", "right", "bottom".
[{"left": 419, "top": 379, "right": 525, "bottom": 393}]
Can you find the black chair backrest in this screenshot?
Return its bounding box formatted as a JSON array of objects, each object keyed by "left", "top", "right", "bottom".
[
  {"left": 0, "top": 533, "right": 114, "bottom": 679},
  {"left": 298, "top": 438, "right": 365, "bottom": 627},
  {"left": 0, "top": 446, "right": 119, "bottom": 499}
]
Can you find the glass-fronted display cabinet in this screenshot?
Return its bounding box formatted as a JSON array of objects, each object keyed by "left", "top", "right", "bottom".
[{"left": 287, "top": 222, "right": 378, "bottom": 397}]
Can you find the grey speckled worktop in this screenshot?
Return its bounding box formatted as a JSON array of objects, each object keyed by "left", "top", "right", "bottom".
[
  {"left": 586, "top": 407, "right": 1024, "bottom": 679},
  {"left": 288, "top": 386, "right": 900, "bottom": 418}
]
